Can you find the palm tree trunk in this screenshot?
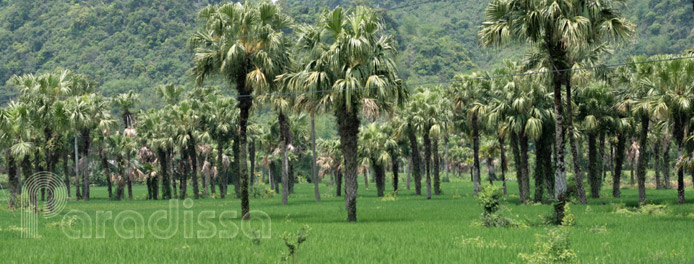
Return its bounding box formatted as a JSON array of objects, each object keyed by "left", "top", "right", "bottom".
[
  {"left": 510, "top": 132, "right": 522, "bottom": 196},
  {"left": 158, "top": 148, "right": 171, "bottom": 200},
  {"left": 654, "top": 140, "right": 662, "bottom": 189},
  {"left": 63, "top": 148, "right": 70, "bottom": 199},
  {"left": 407, "top": 157, "right": 412, "bottom": 190},
  {"left": 249, "top": 141, "right": 256, "bottom": 186},
  {"left": 336, "top": 170, "right": 343, "bottom": 196},
  {"left": 81, "top": 129, "right": 90, "bottom": 201},
  {"left": 188, "top": 132, "right": 200, "bottom": 200},
  {"left": 637, "top": 115, "right": 649, "bottom": 204},
  {"left": 74, "top": 133, "right": 81, "bottom": 200},
  {"left": 423, "top": 128, "right": 433, "bottom": 200},
  {"left": 599, "top": 132, "right": 606, "bottom": 184},
  {"left": 444, "top": 136, "right": 450, "bottom": 183},
  {"left": 279, "top": 112, "right": 290, "bottom": 205},
  {"left": 336, "top": 104, "right": 360, "bottom": 222},
  {"left": 392, "top": 157, "right": 399, "bottom": 193},
  {"left": 498, "top": 136, "right": 507, "bottom": 195},
  {"left": 564, "top": 76, "right": 587, "bottom": 205},
  {"left": 550, "top": 54, "right": 568, "bottom": 223},
  {"left": 238, "top": 94, "right": 252, "bottom": 220},
  {"left": 232, "top": 134, "right": 241, "bottom": 198},
  {"left": 613, "top": 133, "right": 626, "bottom": 198},
  {"left": 520, "top": 135, "right": 530, "bottom": 203},
  {"left": 310, "top": 113, "right": 321, "bottom": 202},
  {"left": 588, "top": 132, "right": 600, "bottom": 198},
  {"left": 407, "top": 125, "right": 422, "bottom": 195},
  {"left": 217, "top": 138, "right": 226, "bottom": 199},
  {"left": 6, "top": 150, "right": 18, "bottom": 209},
  {"left": 675, "top": 116, "right": 688, "bottom": 204},
  {"left": 433, "top": 137, "right": 441, "bottom": 195},
  {"left": 472, "top": 114, "right": 481, "bottom": 196},
  {"left": 663, "top": 143, "right": 671, "bottom": 189},
  {"left": 534, "top": 138, "right": 546, "bottom": 203},
  {"left": 180, "top": 152, "right": 188, "bottom": 200},
  {"left": 362, "top": 168, "right": 369, "bottom": 189},
  {"left": 374, "top": 162, "right": 385, "bottom": 197},
  {"left": 99, "top": 145, "right": 112, "bottom": 200}
]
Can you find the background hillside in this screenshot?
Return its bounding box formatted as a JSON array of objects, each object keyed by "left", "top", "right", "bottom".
[{"left": 1, "top": 0, "right": 692, "bottom": 105}]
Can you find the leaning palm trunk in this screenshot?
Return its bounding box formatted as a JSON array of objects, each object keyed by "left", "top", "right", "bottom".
[
  {"left": 636, "top": 115, "right": 649, "bottom": 204},
  {"left": 310, "top": 113, "right": 320, "bottom": 202}
]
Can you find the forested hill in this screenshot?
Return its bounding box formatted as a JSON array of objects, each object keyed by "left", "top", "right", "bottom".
[{"left": 1, "top": 0, "right": 693, "bottom": 105}]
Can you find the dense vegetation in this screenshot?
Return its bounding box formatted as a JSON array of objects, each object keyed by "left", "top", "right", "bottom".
[{"left": 2, "top": 0, "right": 693, "bottom": 104}]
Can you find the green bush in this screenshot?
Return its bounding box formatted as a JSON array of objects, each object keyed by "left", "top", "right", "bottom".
[
  {"left": 519, "top": 227, "right": 577, "bottom": 264},
  {"left": 475, "top": 185, "right": 519, "bottom": 227},
  {"left": 251, "top": 183, "right": 276, "bottom": 199}
]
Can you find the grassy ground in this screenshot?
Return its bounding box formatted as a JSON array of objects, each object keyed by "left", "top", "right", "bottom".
[{"left": 0, "top": 178, "right": 693, "bottom": 263}]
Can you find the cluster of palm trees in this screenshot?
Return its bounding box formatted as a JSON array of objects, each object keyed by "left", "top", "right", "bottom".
[{"left": 3, "top": 2, "right": 694, "bottom": 224}]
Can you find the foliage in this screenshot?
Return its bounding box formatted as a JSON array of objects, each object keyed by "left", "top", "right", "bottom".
[
  {"left": 475, "top": 185, "right": 518, "bottom": 228},
  {"left": 281, "top": 225, "right": 311, "bottom": 263},
  {"left": 519, "top": 227, "right": 578, "bottom": 264},
  {"left": 251, "top": 183, "right": 277, "bottom": 199}
]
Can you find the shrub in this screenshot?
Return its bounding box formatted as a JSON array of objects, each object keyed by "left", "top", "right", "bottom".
[
  {"left": 251, "top": 183, "right": 276, "bottom": 198},
  {"left": 281, "top": 225, "right": 311, "bottom": 263},
  {"left": 475, "top": 185, "right": 519, "bottom": 228},
  {"left": 519, "top": 227, "right": 577, "bottom": 264}
]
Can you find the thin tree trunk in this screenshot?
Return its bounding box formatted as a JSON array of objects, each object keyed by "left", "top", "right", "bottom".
[
  {"left": 63, "top": 148, "right": 70, "bottom": 199},
  {"left": 311, "top": 113, "right": 320, "bottom": 202},
  {"left": 279, "top": 112, "right": 290, "bottom": 205},
  {"left": 158, "top": 148, "right": 171, "bottom": 199},
  {"left": 249, "top": 141, "right": 256, "bottom": 186},
  {"left": 188, "top": 132, "right": 200, "bottom": 200},
  {"left": 588, "top": 132, "right": 600, "bottom": 198},
  {"left": 433, "top": 137, "right": 441, "bottom": 195},
  {"left": 510, "top": 132, "right": 522, "bottom": 197},
  {"left": 663, "top": 143, "right": 672, "bottom": 189},
  {"left": 654, "top": 140, "right": 662, "bottom": 190},
  {"left": 520, "top": 135, "right": 530, "bottom": 203},
  {"left": 423, "top": 129, "right": 433, "bottom": 200},
  {"left": 636, "top": 115, "right": 649, "bottom": 204},
  {"left": 374, "top": 162, "right": 385, "bottom": 197},
  {"left": 472, "top": 114, "right": 481, "bottom": 196},
  {"left": 217, "top": 138, "right": 226, "bottom": 199},
  {"left": 6, "top": 150, "right": 17, "bottom": 209},
  {"left": 534, "top": 138, "right": 546, "bottom": 203},
  {"left": 444, "top": 136, "right": 450, "bottom": 183},
  {"left": 613, "top": 133, "right": 626, "bottom": 198},
  {"left": 81, "top": 130, "right": 90, "bottom": 201},
  {"left": 232, "top": 134, "right": 241, "bottom": 198},
  {"left": 392, "top": 157, "right": 399, "bottom": 193},
  {"left": 407, "top": 157, "right": 412, "bottom": 190},
  {"left": 99, "top": 146, "right": 112, "bottom": 200},
  {"left": 551, "top": 55, "right": 568, "bottom": 224},
  {"left": 599, "top": 132, "right": 607, "bottom": 184},
  {"left": 336, "top": 170, "right": 343, "bottom": 197},
  {"left": 407, "top": 125, "right": 422, "bottom": 195},
  {"left": 180, "top": 152, "right": 188, "bottom": 200},
  {"left": 363, "top": 169, "right": 369, "bottom": 189},
  {"left": 499, "top": 136, "right": 507, "bottom": 195},
  {"left": 74, "top": 133, "right": 81, "bottom": 200}
]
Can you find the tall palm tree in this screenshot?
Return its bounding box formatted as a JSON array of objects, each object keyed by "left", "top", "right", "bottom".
[
  {"left": 202, "top": 95, "right": 238, "bottom": 199},
  {"left": 359, "top": 123, "right": 394, "bottom": 197},
  {"left": 576, "top": 81, "right": 616, "bottom": 199},
  {"left": 480, "top": 0, "right": 634, "bottom": 219},
  {"left": 294, "top": 95, "right": 324, "bottom": 202},
  {"left": 282, "top": 7, "right": 406, "bottom": 221},
  {"left": 451, "top": 72, "right": 492, "bottom": 197},
  {"left": 191, "top": 2, "right": 292, "bottom": 219},
  {"left": 651, "top": 55, "right": 694, "bottom": 204},
  {"left": 114, "top": 91, "right": 139, "bottom": 200}
]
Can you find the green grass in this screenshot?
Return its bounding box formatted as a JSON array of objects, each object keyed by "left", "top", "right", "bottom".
[{"left": 0, "top": 178, "right": 693, "bottom": 263}]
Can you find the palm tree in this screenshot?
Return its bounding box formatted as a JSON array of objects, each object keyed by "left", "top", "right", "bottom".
[
  {"left": 480, "top": 0, "right": 634, "bottom": 219},
  {"left": 282, "top": 7, "right": 406, "bottom": 221},
  {"left": 191, "top": 2, "right": 292, "bottom": 219},
  {"left": 651, "top": 55, "right": 694, "bottom": 204},
  {"left": 294, "top": 95, "right": 324, "bottom": 202},
  {"left": 113, "top": 91, "right": 140, "bottom": 199},
  {"left": 359, "top": 123, "right": 394, "bottom": 197},
  {"left": 576, "top": 81, "right": 616, "bottom": 199},
  {"left": 202, "top": 95, "right": 238, "bottom": 199},
  {"left": 0, "top": 106, "right": 21, "bottom": 209},
  {"left": 451, "top": 72, "right": 492, "bottom": 197}
]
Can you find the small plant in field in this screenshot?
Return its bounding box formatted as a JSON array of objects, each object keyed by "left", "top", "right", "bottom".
[
  {"left": 519, "top": 227, "right": 577, "bottom": 264},
  {"left": 281, "top": 225, "right": 311, "bottom": 263},
  {"left": 251, "top": 183, "right": 276, "bottom": 198},
  {"left": 590, "top": 224, "right": 608, "bottom": 234},
  {"left": 379, "top": 192, "right": 398, "bottom": 202},
  {"left": 613, "top": 204, "right": 670, "bottom": 216},
  {"left": 543, "top": 202, "right": 576, "bottom": 226},
  {"left": 475, "top": 185, "right": 519, "bottom": 227},
  {"left": 454, "top": 236, "right": 509, "bottom": 249},
  {"left": 45, "top": 215, "right": 78, "bottom": 228}
]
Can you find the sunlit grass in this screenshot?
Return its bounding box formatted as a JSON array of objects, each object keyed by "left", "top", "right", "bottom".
[{"left": 0, "top": 177, "right": 692, "bottom": 263}]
